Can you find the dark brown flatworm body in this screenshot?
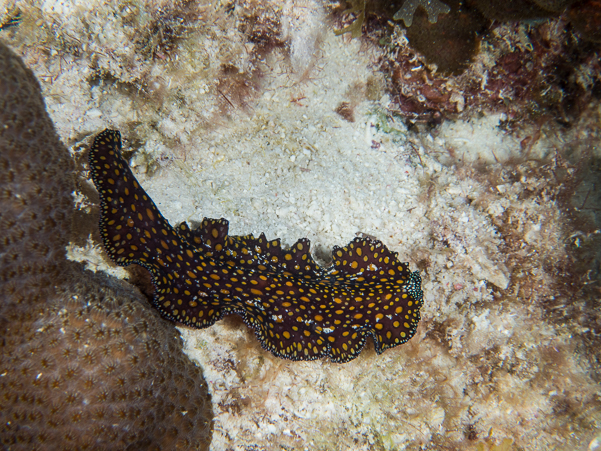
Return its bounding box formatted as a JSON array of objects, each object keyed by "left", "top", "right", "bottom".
[{"left": 89, "top": 129, "right": 423, "bottom": 362}]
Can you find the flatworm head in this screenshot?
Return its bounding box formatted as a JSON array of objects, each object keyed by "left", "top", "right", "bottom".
[{"left": 89, "top": 129, "right": 423, "bottom": 363}]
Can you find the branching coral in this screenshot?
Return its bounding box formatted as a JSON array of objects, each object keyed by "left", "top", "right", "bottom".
[{"left": 0, "top": 40, "right": 213, "bottom": 450}]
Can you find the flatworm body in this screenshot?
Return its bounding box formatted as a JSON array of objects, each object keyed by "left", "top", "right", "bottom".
[{"left": 89, "top": 129, "right": 423, "bottom": 363}]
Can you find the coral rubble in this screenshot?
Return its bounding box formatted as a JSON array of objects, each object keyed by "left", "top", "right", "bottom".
[{"left": 0, "top": 40, "right": 213, "bottom": 450}]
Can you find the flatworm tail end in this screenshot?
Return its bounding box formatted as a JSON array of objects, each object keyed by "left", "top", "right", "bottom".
[
  {"left": 89, "top": 129, "right": 424, "bottom": 363},
  {"left": 89, "top": 130, "right": 226, "bottom": 327},
  {"left": 90, "top": 130, "right": 172, "bottom": 266}
]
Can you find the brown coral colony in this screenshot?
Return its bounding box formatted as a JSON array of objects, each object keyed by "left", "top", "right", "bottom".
[{"left": 0, "top": 41, "right": 213, "bottom": 450}]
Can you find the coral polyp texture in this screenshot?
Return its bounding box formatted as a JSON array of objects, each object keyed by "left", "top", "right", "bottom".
[
  {"left": 89, "top": 129, "right": 423, "bottom": 363},
  {"left": 0, "top": 41, "right": 212, "bottom": 450}
]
